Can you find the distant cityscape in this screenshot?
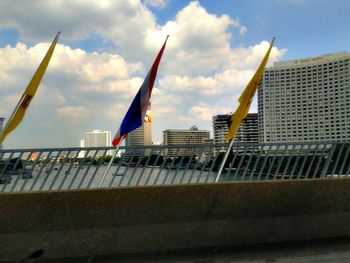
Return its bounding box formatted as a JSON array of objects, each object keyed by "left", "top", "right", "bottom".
[{"left": 1, "top": 52, "right": 349, "bottom": 151}]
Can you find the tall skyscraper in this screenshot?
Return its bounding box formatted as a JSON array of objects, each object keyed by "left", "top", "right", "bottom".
[
  {"left": 83, "top": 130, "right": 111, "bottom": 156},
  {"left": 163, "top": 126, "right": 210, "bottom": 157},
  {"left": 258, "top": 52, "right": 350, "bottom": 142},
  {"left": 0, "top": 118, "right": 4, "bottom": 150}
]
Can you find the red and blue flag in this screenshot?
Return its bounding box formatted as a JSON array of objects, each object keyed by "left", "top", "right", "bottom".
[{"left": 112, "top": 36, "right": 168, "bottom": 146}]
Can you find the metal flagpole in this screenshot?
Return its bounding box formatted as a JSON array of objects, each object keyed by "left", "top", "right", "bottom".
[
  {"left": 215, "top": 139, "right": 235, "bottom": 183},
  {"left": 98, "top": 144, "right": 121, "bottom": 187},
  {"left": 0, "top": 96, "right": 23, "bottom": 138}
]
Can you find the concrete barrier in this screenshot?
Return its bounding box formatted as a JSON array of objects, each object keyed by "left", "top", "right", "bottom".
[{"left": 1, "top": 178, "right": 350, "bottom": 261}]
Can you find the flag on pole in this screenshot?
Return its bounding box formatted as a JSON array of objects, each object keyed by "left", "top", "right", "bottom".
[
  {"left": 112, "top": 36, "right": 168, "bottom": 146},
  {"left": 225, "top": 37, "right": 275, "bottom": 141},
  {"left": 0, "top": 32, "right": 60, "bottom": 143}
]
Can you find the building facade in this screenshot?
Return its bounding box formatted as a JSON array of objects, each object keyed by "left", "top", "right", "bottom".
[
  {"left": 125, "top": 122, "right": 152, "bottom": 147},
  {"left": 235, "top": 113, "right": 259, "bottom": 143},
  {"left": 125, "top": 122, "right": 152, "bottom": 156},
  {"left": 163, "top": 126, "right": 210, "bottom": 157},
  {"left": 212, "top": 113, "right": 259, "bottom": 146},
  {"left": 212, "top": 114, "right": 230, "bottom": 146},
  {"left": 258, "top": 52, "right": 350, "bottom": 142},
  {"left": 0, "top": 118, "right": 4, "bottom": 150},
  {"left": 83, "top": 130, "right": 112, "bottom": 156}
]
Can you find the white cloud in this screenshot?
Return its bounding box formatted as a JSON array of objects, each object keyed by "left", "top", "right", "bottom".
[
  {"left": 0, "top": 0, "right": 159, "bottom": 63},
  {"left": 0, "top": 0, "right": 250, "bottom": 73},
  {"left": 103, "top": 103, "right": 126, "bottom": 119},
  {"left": 0, "top": 0, "right": 288, "bottom": 148},
  {"left": 159, "top": 69, "right": 254, "bottom": 97},
  {"left": 56, "top": 106, "right": 90, "bottom": 119},
  {"left": 0, "top": 41, "right": 147, "bottom": 147},
  {"left": 227, "top": 41, "right": 286, "bottom": 70},
  {"left": 189, "top": 103, "right": 217, "bottom": 122},
  {"left": 158, "top": 41, "right": 286, "bottom": 99},
  {"left": 156, "top": 1, "right": 247, "bottom": 75}
]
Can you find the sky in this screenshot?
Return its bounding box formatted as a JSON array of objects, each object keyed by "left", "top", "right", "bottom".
[{"left": 0, "top": 0, "right": 349, "bottom": 149}]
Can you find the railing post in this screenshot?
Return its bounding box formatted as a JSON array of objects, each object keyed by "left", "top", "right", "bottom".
[
  {"left": 98, "top": 145, "right": 120, "bottom": 188},
  {"left": 215, "top": 140, "right": 234, "bottom": 183},
  {"left": 320, "top": 142, "right": 337, "bottom": 178}
]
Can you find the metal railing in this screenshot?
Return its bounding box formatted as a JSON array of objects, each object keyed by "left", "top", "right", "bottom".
[{"left": 0, "top": 141, "right": 349, "bottom": 192}]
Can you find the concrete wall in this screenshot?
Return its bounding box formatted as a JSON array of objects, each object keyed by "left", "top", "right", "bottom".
[{"left": 1, "top": 178, "right": 350, "bottom": 261}]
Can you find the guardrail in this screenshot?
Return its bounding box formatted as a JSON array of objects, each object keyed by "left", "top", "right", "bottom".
[{"left": 0, "top": 141, "right": 349, "bottom": 192}]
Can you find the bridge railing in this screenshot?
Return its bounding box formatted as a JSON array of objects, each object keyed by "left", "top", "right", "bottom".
[{"left": 0, "top": 141, "right": 349, "bottom": 192}]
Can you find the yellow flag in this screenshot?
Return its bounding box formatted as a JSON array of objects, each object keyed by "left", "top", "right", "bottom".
[
  {"left": 225, "top": 37, "right": 275, "bottom": 141},
  {"left": 0, "top": 32, "right": 60, "bottom": 143}
]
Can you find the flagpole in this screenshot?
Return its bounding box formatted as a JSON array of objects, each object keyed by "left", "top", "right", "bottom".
[
  {"left": 215, "top": 37, "right": 275, "bottom": 183},
  {"left": 97, "top": 36, "right": 168, "bottom": 188},
  {"left": 215, "top": 139, "right": 235, "bottom": 183},
  {"left": 0, "top": 96, "right": 23, "bottom": 139},
  {"left": 98, "top": 144, "right": 121, "bottom": 187}
]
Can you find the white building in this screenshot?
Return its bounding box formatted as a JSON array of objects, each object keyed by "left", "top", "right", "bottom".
[
  {"left": 83, "top": 130, "right": 112, "bottom": 156},
  {"left": 258, "top": 52, "right": 350, "bottom": 142}
]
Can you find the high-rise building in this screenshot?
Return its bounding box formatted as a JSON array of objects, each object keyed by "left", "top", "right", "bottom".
[
  {"left": 125, "top": 122, "right": 152, "bottom": 147},
  {"left": 258, "top": 52, "right": 350, "bottom": 142},
  {"left": 212, "top": 113, "right": 259, "bottom": 147},
  {"left": 0, "top": 118, "right": 4, "bottom": 150},
  {"left": 212, "top": 114, "right": 230, "bottom": 147},
  {"left": 83, "top": 130, "right": 111, "bottom": 156},
  {"left": 163, "top": 126, "right": 210, "bottom": 157},
  {"left": 125, "top": 122, "right": 152, "bottom": 156},
  {"left": 235, "top": 113, "right": 259, "bottom": 143}
]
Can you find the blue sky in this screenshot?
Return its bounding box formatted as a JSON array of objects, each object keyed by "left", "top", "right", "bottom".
[
  {"left": 0, "top": 0, "right": 349, "bottom": 149},
  {"left": 151, "top": 0, "right": 350, "bottom": 58}
]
